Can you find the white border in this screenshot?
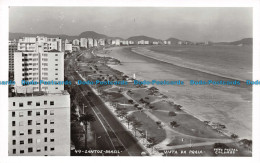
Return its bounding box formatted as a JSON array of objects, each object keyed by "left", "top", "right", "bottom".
[{"left": 0, "top": 0, "right": 259, "bottom": 163}]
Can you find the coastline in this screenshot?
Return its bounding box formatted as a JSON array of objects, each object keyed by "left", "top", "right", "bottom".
[{"left": 96, "top": 46, "right": 252, "bottom": 139}]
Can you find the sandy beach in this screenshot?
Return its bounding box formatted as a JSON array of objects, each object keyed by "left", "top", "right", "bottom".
[{"left": 97, "top": 46, "right": 252, "bottom": 139}]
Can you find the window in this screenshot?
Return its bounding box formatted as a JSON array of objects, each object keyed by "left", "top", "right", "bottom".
[
  {"left": 44, "top": 137, "right": 47, "bottom": 142},
  {"left": 19, "top": 103, "right": 23, "bottom": 107},
  {"left": 19, "top": 121, "right": 24, "bottom": 126},
  {"left": 50, "top": 148, "right": 55, "bottom": 151},
  {"left": 50, "top": 139, "right": 54, "bottom": 142},
  {"left": 36, "top": 130, "right": 40, "bottom": 134},
  {"left": 12, "top": 140, "right": 16, "bottom": 145},
  {"left": 50, "top": 129, "right": 54, "bottom": 133},
  {"left": 13, "top": 102, "right": 15, "bottom": 106},
  {"left": 36, "top": 102, "right": 40, "bottom": 106},
  {"left": 37, "top": 148, "right": 41, "bottom": 152},
  {"left": 28, "top": 111, "right": 32, "bottom": 116},
  {"left": 44, "top": 146, "right": 47, "bottom": 151},
  {"left": 28, "top": 129, "right": 32, "bottom": 135},
  {"left": 50, "top": 119, "right": 54, "bottom": 124},
  {"left": 28, "top": 120, "right": 32, "bottom": 125},
  {"left": 44, "top": 101, "right": 47, "bottom": 105},
  {"left": 20, "top": 140, "right": 24, "bottom": 145},
  {"left": 12, "top": 112, "right": 15, "bottom": 117},
  {"left": 36, "top": 111, "right": 40, "bottom": 116},
  {"left": 28, "top": 138, "right": 33, "bottom": 144},
  {"left": 55, "top": 64, "right": 58, "bottom": 66},
  {"left": 19, "top": 131, "right": 24, "bottom": 136},
  {"left": 12, "top": 121, "right": 15, "bottom": 126},
  {"left": 19, "top": 112, "right": 23, "bottom": 117},
  {"left": 55, "top": 59, "right": 58, "bottom": 61},
  {"left": 13, "top": 149, "right": 16, "bottom": 154},
  {"left": 44, "top": 119, "right": 47, "bottom": 124},
  {"left": 12, "top": 130, "right": 16, "bottom": 136},
  {"left": 27, "top": 101, "right": 32, "bottom": 105},
  {"left": 36, "top": 120, "right": 40, "bottom": 125},
  {"left": 50, "top": 101, "right": 54, "bottom": 106},
  {"left": 50, "top": 110, "right": 54, "bottom": 115},
  {"left": 28, "top": 148, "right": 33, "bottom": 153},
  {"left": 20, "top": 150, "right": 24, "bottom": 154},
  {"left": 44, "top": 128, "right": 47, "bottom": 133},
  {"left": 55, "top": 54, "right": 58, "bottom": 56}
]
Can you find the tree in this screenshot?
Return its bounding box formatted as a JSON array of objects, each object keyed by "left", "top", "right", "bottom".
[
  {"left": 231, "top": 134, "right": 238, "bottom": 139},
  {"left": 79, "top": 113, "right": 96, "bottom": 149},
  {"left": 168, "top": 111, "right": 176, "bottom": 116},
  {"left": 170, "top": 121, "right": 179, "bottom": 127},
  {"left": 128, "top": 99, "right": 134, "bottom": 104}
]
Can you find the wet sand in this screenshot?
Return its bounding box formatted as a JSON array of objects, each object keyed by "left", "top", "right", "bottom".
[{"left": 97, "top": 46, "right": 252, "bottom": 139}]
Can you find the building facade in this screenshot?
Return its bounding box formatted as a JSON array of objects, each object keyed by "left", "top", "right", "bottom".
[
  {"left": 80, "top": 38, "right": 88, "bottom": 48},
  {"left": 9, "top": 92, "right": 70, "bottom": 156},
  {"left": 13, "top": 45, "right": 64, "bottom": 94},
  {"left": 9, "top": 41, "right": 17, "bottom": 73},
  {"left": 17, "top": 36, "right": 62, "bottom": 52}
]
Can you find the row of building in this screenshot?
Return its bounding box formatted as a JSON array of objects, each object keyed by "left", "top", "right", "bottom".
[{"left": 9, "top": 36, "right": 71, "bottom": 156}]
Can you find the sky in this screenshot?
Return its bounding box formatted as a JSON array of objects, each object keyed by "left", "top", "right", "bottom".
[{"left": 9, "top": 7, "right": 252, "bottom": 42}]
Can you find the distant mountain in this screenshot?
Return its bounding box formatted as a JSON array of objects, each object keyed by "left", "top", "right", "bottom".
[
  {"left": 127, "top": 35, "right": 161, "bottom": 43},
  {"left": 9, "top": 31, "right": 122, "bottom": 41},
  {"left": 215, "top": 38, "right": 252, "bottom": 46},
  {"left": 166, "top": 37, "right": 181, "bottom": 44}
]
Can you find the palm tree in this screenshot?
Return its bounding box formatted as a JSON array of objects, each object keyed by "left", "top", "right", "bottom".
[{"left": 79, "top": 113, "right": 96, "bottom": 149}]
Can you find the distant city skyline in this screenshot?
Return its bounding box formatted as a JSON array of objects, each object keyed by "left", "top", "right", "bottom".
[{"left": 9, "top": 7, "right": 252, "bottom": 42}]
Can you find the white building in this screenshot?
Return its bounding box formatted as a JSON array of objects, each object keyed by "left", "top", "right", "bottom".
[
  {"left": 152, "top": 41, "right": 159, "bottom": 45},
  {"left": 9, "top": 91, "right": 70, "bottom": 156},
  {"left": 94, "top": 39, "right": 98, "bottom": 47},
  {"left": 13, "top": 45, "right": 64, "bottom": 94},
  {"left": 167, "top": 41, "right": 171, "bottom": 45},
  {"left": 144, "top": 41, "right": 149, "bottom": 45},
  {"left": 111, "top": 40, "right": 116, "bottom": 45},
  {"left": 18, "top": 36, "right": 62, "bottom": 52},
  {"left": 138, "top": 40, "right": 144, "bottom": 45},
  {"left": 9, "top": 36, "right": 70, "bottom": 156},
  {"left": 65, "top": 44, "right": 72, "bottom": 53},
  {"left": 115, "top": 39, "right": 120, "bottom": 46},
  {"left": 80, "top": 38, "right": 88, "bottom": 48},
  {"left": 88, "top": 38, "right": 94, "bottom": 47},
  {"left": 98, "top": 39, "right": 105, "bottom": 46}
]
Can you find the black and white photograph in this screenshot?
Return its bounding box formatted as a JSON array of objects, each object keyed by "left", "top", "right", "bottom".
[{"left": 1, "top": 0, "right": 260, "bottom": 161}]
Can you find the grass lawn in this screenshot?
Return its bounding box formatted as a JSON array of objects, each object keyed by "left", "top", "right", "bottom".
[
  {"left": 127, "top": 89, "right": 157, "bottom": 103},
  {"left": 152, "top": 101, "right": 184, "bottom": 112},
  {"left": 152, "top": 111, "right": 226, "bottom": 139},
  {"left": 132, "top": 111, "right": 166, "bottom": 144},
  {"left": 102, "top": 92, "right": 129, "bottom": 104}
]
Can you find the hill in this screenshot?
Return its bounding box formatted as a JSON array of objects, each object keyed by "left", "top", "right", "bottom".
[
  {"left": 215, "top": 38, "right": 252, "bottom": 46},
  {"left": 166, "top": 37, "right": 181, "bottom": 44},
  {"left": 127, "top": 35, "right": 161, "bottom": 42}
]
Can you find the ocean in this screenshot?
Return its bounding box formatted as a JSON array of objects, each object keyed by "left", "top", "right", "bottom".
[{"left": 99, "top": 45, "right": 252, "bottom": 139}]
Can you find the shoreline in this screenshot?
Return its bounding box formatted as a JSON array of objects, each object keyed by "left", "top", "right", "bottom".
[{"left": 96, "top": 46, "right": 252, "bottom": 140}]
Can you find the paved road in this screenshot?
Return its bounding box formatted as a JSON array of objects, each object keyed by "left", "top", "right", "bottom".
[{"left": 69, "top": 71, "right": 147, "bottom": 156}]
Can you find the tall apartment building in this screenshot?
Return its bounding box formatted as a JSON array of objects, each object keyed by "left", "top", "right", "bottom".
[
  {"left": 13, "top": 45, "right": 64, "bottom": 94},
  {"left": 80, "top": 38, "right": 88, "bottom": 48},
  {"left": 9, "top": 91, "right": 70, "bottom": 156},
  {"left": 88, "top": 38, "right": 94, "bottom": 47},
  {"left": 9, "top": 36, "right": 70, "bottom": 156},
  {"left": 18, "top": 36, "right": 62, "bottom": 52},
  {"left": 9, "top": 41, "right": 18, "bottom": 73}
]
